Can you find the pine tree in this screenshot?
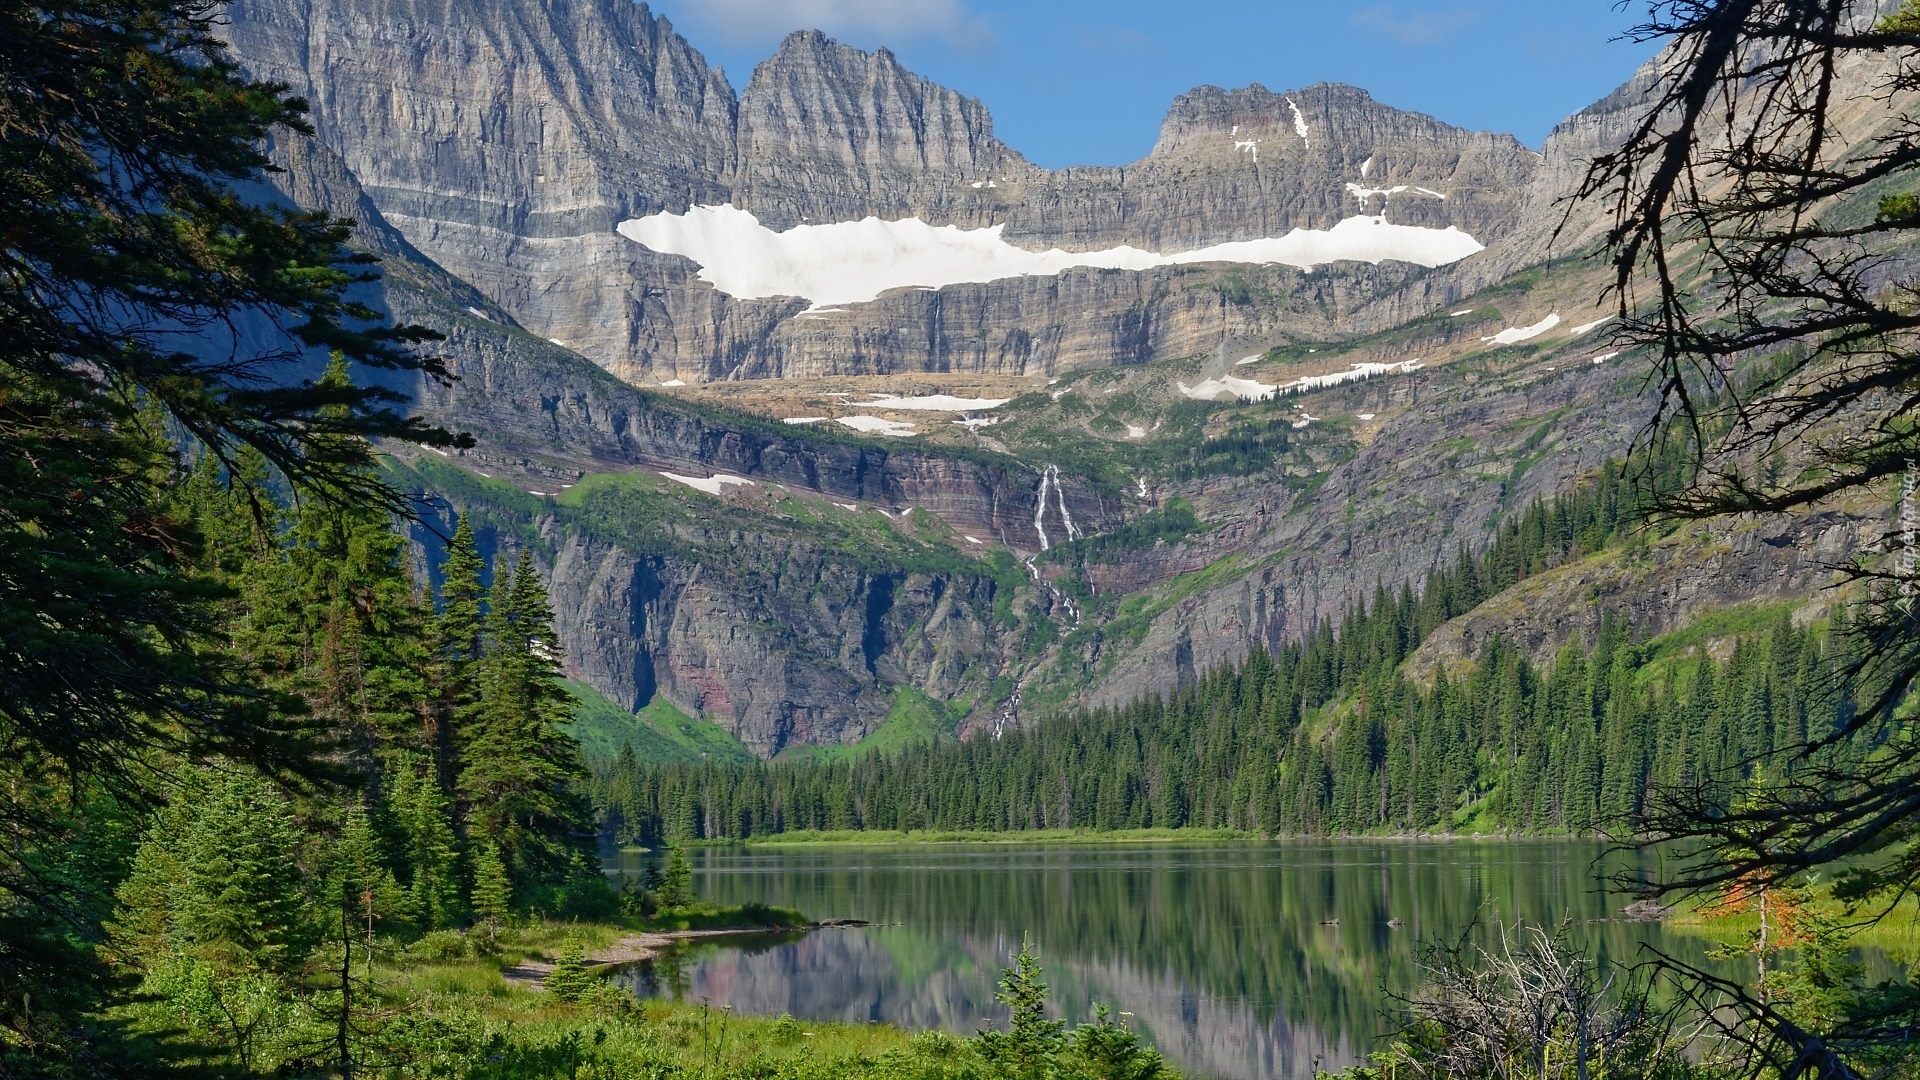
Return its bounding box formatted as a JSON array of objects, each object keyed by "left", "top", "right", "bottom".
[
  {"left": 390, "top": 759, "right": 464, "bottom": 931},
  {"left": 431, "top": 514, "right": 487, "bottom": 784},
  {"left": 659, "top": 842, "right": 694, "bottom": 910},
  {"left": 319, "top": 806, "right": 405, "bottom": 1079},
  {"left": 543, "top": 935, "right": 594, "bottom": 1002},
  {"left": 471, "top": 840, "right": 513, "bottom": 934},
  {"left": 109, "top": 770, "right": 308, "bottom": 972},
  {"left": 457, "top": 550, "right": 594, "bottom": 894},
  {"left": 977, "top": 938, "right": 1066, "bottom": 1080}
]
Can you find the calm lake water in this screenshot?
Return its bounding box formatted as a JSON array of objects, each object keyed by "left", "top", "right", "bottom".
[{"left": 603, "top": 841, "right": 1710, "bottom": 1080}]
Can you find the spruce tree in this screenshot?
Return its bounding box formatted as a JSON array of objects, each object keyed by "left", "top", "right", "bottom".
[
  {"left": 471, "top": 840, "right": 513, "bottom": 934},
  {"left": 543, "top": 935, "right": 594, "bottom": 1002},
  {"left": 431, "top": 514, "right": 487, "bottom": 784},
  {"left": 659, "top": 842, "right": 694, "bottom": 911},
  {"left": 280, "top": 357, "right": 434, "bottom": 760},
  {"left": 320, "top": 806, "right": 402, "bottom": 1079},
  {"left": 390, "top": 759, "right": 464, "bottom": 931},
  {"left": 978, "top": 939, "right": 1065, "bottom": 1080},
  {"left": 457, "top": 550, "right": 594, "bottom": 894},
  {"left": 0, "top": 0, "right": 465, "bottom": 829},
  {"left": 160, "top": 770, "right": 314, "bottom": 976}
]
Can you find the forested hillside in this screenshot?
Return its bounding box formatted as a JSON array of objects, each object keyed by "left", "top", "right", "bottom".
[
  {"left": 595, "top": 607, "right": 1838, "bottom": 842},
  {"left": 591, "top": 457, "right": 1848, "bottom": 842}
]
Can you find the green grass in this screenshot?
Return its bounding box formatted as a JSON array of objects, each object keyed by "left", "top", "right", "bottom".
[
  {"left": 710, "top": 826, "right": 1261, "bottom": 847},
  {"left": 774, "top": 688, "right": 959, "bottom": 763},
  {"left": 1667, "top": 891, "right": 1920, "bottom": 955},
  {"left": 1631, "top": 600, "right": 1806, "bottom": 688},
  {"left": 564, "top": 681, "right": 753, "bottom": 765}
]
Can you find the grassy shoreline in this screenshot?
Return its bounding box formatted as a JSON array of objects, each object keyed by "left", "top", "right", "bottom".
[
  {"left": 684, "top": 827, "right": 1259, "bottom": 847},
  {"left": 358, "top": 902, "right": 1175, "bottom": 1079},
  {"left": 374, "top": 909, "right": 948, "bottom": 1078},
  {"left": 647, "top": 826, "right": 1589, "bottom": 849}
]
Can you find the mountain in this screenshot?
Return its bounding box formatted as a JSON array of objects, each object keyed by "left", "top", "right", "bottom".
[
  {"left": 219, "top": 1, "right": 1878, "bottom": 758},
  {"left": 224, "top": 1, "right": 1540, "bottom": 383}
]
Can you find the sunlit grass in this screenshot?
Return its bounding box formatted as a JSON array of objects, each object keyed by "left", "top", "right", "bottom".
[{"left": 719, "top": 826, "right": 1260, "bottom": 846}]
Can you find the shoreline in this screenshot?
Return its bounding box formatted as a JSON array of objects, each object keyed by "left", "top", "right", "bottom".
[
  {"left": 504, "top": 923, "right": 832, "bottom": 988},
  {"left": 638, "top": 826, "right": 1593, "bottom": 850}
]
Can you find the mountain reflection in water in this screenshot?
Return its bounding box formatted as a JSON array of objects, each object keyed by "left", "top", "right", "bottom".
[{"left": 603, "top": 841, "right": 1705, "bottom": 1080}]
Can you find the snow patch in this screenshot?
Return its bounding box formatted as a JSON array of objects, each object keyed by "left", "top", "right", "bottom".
[
  {"left": 1483, "top": 313, "right": 1562, "bottom": 345},
  {"left": 782, "top": 416, "right": 828, "bottom": 425},
  {"left": 1591, "top": 352, "right": 1621, "bottom": 364},
  {"left": 1569, "top": 315, "right": 1613, "bottom": 336},
  {"left": 465, "top": 306, "right": 493, "bottom": 321},
  {"left": 1235, "top": 138, "right": 1260, "bottom": 163},
  {"left": 1277, "top": 360, "right": 1422, "bottom": 394},
  {"left": 953, "top": 417, "right": 999, "bottom": 429},
  {"left": 1450, "top": 309, "right": 1475, "bottom": 316},
  {"left": 1235, "top": 353, "right": 1264, "bottom": 366},
  {"left": 661, "top": 471, "right": 755, "bottom": 496},
  {"left": 548, "top": 338, "right": 567, "bottom": 346},
  {"left": 1127, "top": 424, "right": 1147, "bottom": 440},
  {"left": 1361, "top": 155, "right": 1374, "bottom": 178},
  {"left": 1412, "top": 187, "right": 1447, "bottom": 200},
  {"left": 1286, "top": 97, "right": 1310, "bottom": 147},
  {"left": 617, "top": 205, "right": 1483, "bottom": 309},
  {"left": 834, "top": 502, "right": 858, "bottom": 511},
  {"left": 965, "top": 536, "right": 983, "bottom": 545},
  {"left": 835, "top": 415, "right": 917, "bottom": 437},
  {"left": 1180, "top": 376, "right": 1278, "bottom": 402},
  {"left": 1347, "top": 182, "right": 1409, "bottom": 204},
  {"left": 1357, "top": 413, "right": 1376, "bottom": 420},
  {"left": 659, "top": 378, "right": 686, "bottom": 387},
  {"left": 861, "top": 393, "right": 1009, "bottom": 411}
]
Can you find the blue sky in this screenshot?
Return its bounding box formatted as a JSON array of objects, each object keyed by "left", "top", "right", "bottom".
[{"left": 648, "top": 1, "right": 1661, "bottom": 168}]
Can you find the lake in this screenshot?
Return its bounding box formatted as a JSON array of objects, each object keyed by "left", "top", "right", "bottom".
[{"left": 603, "top": 841, "right": 1712, "bottom": 1080}]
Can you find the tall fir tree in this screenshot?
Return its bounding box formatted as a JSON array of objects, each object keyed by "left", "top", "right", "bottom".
[
  {"left": 470, "top": 840, "right": 512, "bottom": 933},
  {"left": 430, "top": 514, "right": 487, "bottom": 787},
  {"left": 457, "top": 550, "right": 595, "bottom": 897},
  {"left": 388, "top": 758, "right": 464, "bottom": 931},
  {"left": 232, "top": 357, "right": 433, "bottom": 782}
]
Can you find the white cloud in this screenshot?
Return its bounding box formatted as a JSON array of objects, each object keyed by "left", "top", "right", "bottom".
[
  {"left": 1351, "top": 5, "right": 1482, "bottom": 47},
  {"left": 679, "top": 0, "right": 992, "bottom": 50}
]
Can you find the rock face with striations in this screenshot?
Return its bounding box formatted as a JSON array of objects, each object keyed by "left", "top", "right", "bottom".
[
  {"left": 222, "top": 0, "right": 1547, "bottom": 383},
  {"left": 730, "top": 31, "right": 1036, "bottom": 230},
  {"left": 234, "top": 0, "right": 1790, "bottom": 761}
]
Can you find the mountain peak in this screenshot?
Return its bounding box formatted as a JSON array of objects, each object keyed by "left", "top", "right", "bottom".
[{"left": 732, "top": 29, "right": 1026, "bottom": 230}]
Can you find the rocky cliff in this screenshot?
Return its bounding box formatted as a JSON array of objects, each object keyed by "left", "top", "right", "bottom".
[
  {"left": 223, "top": 0, "right": 1547, "bottom": 383},
  {"left": 234, "top": 0, "right": 1870, "bottom": 759}
]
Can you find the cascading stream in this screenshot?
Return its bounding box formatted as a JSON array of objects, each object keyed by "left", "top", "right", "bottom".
[{"left": 1024, "top": 463, "right": 1084, "bottom": 628}]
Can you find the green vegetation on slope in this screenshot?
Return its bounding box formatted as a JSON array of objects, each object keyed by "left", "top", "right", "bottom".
[
  {"left": 588, "top": 455, "right": 1828, "bottom": 843},
  {"left": 773, "top": 687, "right": 962, "bottom": 764},
  {"left": 565, "top": 680, "right": 753, "bottom": 765}
]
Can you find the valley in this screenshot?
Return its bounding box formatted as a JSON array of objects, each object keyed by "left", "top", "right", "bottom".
[{"left": 7, "top": 0, "right": 1920, "bottom": 1077}]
